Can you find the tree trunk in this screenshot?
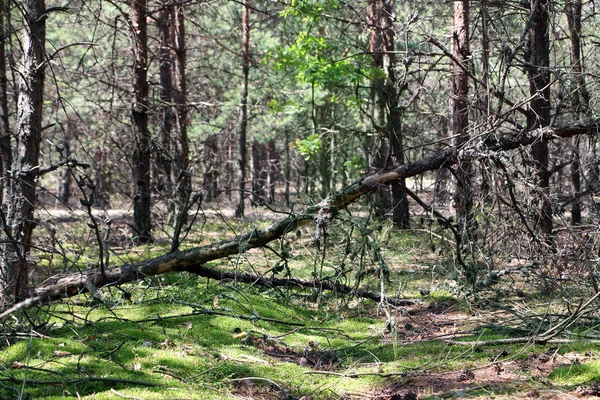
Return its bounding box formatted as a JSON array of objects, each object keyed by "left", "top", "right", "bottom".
[
  {"left": 381, "top": 1, "right": 409, "bottom": 229},
  {"left": 226, "top": 127, "right": 234, "bottom": 201},
  {"left": 452, "top": 0, "right": 474, "bottom": 238},
  {"left": 368, "top": 0, "right": 392, "bottom": 219},
  {"left": 367, "top": 0, "right": 409, "bottom": 227},
  {"left": 267, "top": 139, "right": 277, "bottom": 204},
  {"left": 527, "top": 0, "right": 553, "bottom": 239},
  {"left": 479, "top": 0, "right": 492, "bottom": 201},
  {"left": 0, "top": 0, "right": 45, "bottom": 303},
  {"left": 57, "top": 133, "right": 71, "bottom": 205},
  {"left": 284, "top": 129, "right": 291, "bottom": 204},
  {"left": 203, "top": 135, "right": 219, "bottom": 201},
  {"left": 93, "top": 129, "right": 111, "bottom": 208},
  {"left": 169, "top": 3, "right": 190, "bottom": 251},
  {"left": 251, "top": 138, "right": 261, "bottom": 203},
  {"left": 158, "top": 3, "right": 174, "bottom": 199},
  {"left": 236, "top": 0, "right": 250, "bottom": 217},
  {"left": 0, "top": 0, "right": 9, "bottom": 207},
  {"left": 130, "top": 0, "right": 153, "bottom": 242},
  {"left": 566, "top": 0, "right": 588, "bottom": 225}
]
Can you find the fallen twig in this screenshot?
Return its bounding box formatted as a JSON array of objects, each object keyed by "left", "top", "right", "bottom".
[{"left": 0, "top": 376, "right": 161, "bottom": 387}]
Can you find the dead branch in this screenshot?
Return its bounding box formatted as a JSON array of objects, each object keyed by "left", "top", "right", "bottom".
[
  {"left": 2, "top": 121, "right": 597, "bottom": 314},
  {"left": 0, "top": 376, "right": 161, "bottom": 387}
]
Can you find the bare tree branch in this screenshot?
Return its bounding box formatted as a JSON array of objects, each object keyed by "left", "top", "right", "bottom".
[{"left": 1, "top": 121, "right": 597, "bottom": 314}]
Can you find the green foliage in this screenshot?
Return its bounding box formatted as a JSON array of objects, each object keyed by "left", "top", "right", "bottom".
[
  {"left": 343, "top": 155, "right": 366, "bottom": 179},
  {"left": 272, "top": 30, "right": 369, "bottom": 88},
  {"left": 294, "top": 132, "right": 321, "bottom": 160},
  {"left": 282, "top": 0, "right": 343, "bottom": 21}
]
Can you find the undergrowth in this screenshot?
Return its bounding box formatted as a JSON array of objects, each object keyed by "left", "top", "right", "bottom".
[{"left": 3, "top": 212, "right": 600, "bottom": 399}]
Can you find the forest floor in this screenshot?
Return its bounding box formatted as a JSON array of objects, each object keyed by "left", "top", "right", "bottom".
[{"left": 3, "top": 203, "right": 600, "bottom": 399}]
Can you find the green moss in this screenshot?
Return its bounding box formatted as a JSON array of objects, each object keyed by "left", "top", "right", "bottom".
[{"left": 550, "top": 360, "right": 600, "bottom": 385}]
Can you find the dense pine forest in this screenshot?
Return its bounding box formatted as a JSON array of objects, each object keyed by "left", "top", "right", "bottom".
[{"left": 2, "top": 1, "right": 600, "bottom": 398}]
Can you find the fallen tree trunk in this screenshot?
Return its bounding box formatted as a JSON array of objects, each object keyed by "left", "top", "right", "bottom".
[{"left": 2, "top": 122, "right": 597, "bottom": 315}]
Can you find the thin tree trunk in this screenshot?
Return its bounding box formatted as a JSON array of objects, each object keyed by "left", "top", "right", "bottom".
[
  {"left": 452, "top": 0, "right": 474, "bottom": 238},
  {"left": 527, "top": 0, "right": 553, "bottom": 239},
  {"left": 57, "top": 131, "right": 71, "bottom": 205},
  {"left": 169, "top": 3, "right": 190, "bottom": 251},
  {"left": 479, "top": 0, "right": 492, "bottom": 201},
  {"left": 226, "top": 128, "right": 233, "bottom": 201},
  {"left": 0, "top": 0, "right": 9, "bottom": 207},
  {"left": 236, "top": 0, "right": 250, "bottom": 217},
  {"left": 130, "top": 0, "right": 152, "bottom": 242},
  {"left": 284, "top": 129, "right": 291, "bottom": 204},
  {"left": 158, "top": 3, "right": 174, "bottom": 198},
  {"left": 251, "top": 138, "right": 261, "bottom": 203},
  {"left": 381, "top": 0, "right": 409, "bottom": 229},
  {"left": 267, "top": 139, "right": 276, "bottom": 203},
  {"left": 368, "top": 0, "right": 392, "bottom": 218},
  {"left": 203, "top": 135, "right": 219, "bottom": 201},
  {"left": 566, "top": 0, "right": 588, "bottom": 225},
  {"left": 0, "top": 0, "right": 45, "bottom": 303}
]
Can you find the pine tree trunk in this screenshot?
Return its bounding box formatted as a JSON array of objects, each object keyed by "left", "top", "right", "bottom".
[
  {"left": 267, "top": 139, "right": 277, "bottom": 204},
  {"left": 368, "top": 0, "right": 392, "bottom": 219},
  {"left": 203, "top": 135, "right": 219, "bottom": 201},
  {"left": 0, "top": 0, "right": 9, "bottom": 207},
  {"left": 527, "top": 0, "right": 553, "bottom": 238},
  {"left": 158, "top": 4, "right": 174, "bottom": 198},
  {"left": 566, "top": 0, "right": 588, "bottom": 225},
  {"left": 236, "top": 0, "right": 250, "bottom": 217},
  {"left": 452, "top": 0, "right": 474, "bottom": 238},
  {"left": 57, "top": 134, "right": 71, "bottom": 205},
  {"left": 0, "top": 0, "right": 45, "bottom": 303},
  {"left": 171, "top": 4, "right": 190, "bottom": 220},
  {"left": 130, "top": 0, "right": 153, "bottom": 242},
  {"left": 251, "top": 138, "right": 261, "bottom": 203},
  {"left": 284, "top": 129, "right": 291, "bottom": 204}
]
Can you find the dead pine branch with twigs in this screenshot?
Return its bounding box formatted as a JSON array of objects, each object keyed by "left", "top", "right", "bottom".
[{"left": 1, "top": 120, "right": 597, "bottom": 315}]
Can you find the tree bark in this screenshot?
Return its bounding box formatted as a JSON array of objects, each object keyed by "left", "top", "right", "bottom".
[
  {"left": 130, "top": 0, "right": 153, "bottom": 243},
  {"left": 284, "top": 129, "right": 291, "bottom": 204},
  {"left": 11, "top": 121, "right": 598, "bottom": 309},
  {"left": 0, "top": 0, "right": 45, "bottom": 303},
  {"left": 368, "top": 0, "right": 392, "bottom": 219},
  {"left": 158, "top": 3, "right": 174, "bottom": 196},
  {"left": 169, "top": 3, "right": 190, "bottom": 251},
  {"left": 565, "top": 0, "right": 588, "bottom": 225},
  {"left": 383, "top": 8, "right": 409, "bottom": 229},
  {"left": 236, "top": 0, "right": 250, "bottom": 217},
  {"left": 203, "top": 135, "right": 219, "bottom": 201},
  {"left": 527, "top": 0, "right": 553, "bottom": 238},
  {"left": 251, "top": 138, "right": 261, "bottom": 203},
  {"left": 452, "top": 0, "right": 474, "bottom": 238},
  {"left": 0, "top": 0, "right": 9, "bottom": 207},
  {"left": 368, "top": 0, "right": 409, "bottom": 227},
  {"left": 93, "top": 129, "right": 111, "bottom": 208},
  {"left": 56, "top": 132, "right": 71, "bottom": 205},
  {"left": 267, "top": 139, "right": 277, "bottom": 204}
]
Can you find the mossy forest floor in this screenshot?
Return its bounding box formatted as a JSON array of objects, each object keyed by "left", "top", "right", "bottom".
[{"left": 3, "top": 206, "right": 600, "bottom": 399}]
